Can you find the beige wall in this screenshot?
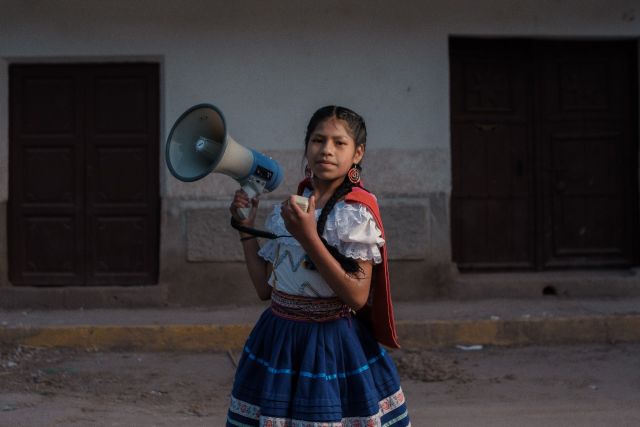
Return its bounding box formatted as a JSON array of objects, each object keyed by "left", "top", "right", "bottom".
[
  {"left": 0, "top": 0, "right": 638, "bottom": 305},
  {"left": 1, "top": 1, "right": 638, "bottom": 198}
]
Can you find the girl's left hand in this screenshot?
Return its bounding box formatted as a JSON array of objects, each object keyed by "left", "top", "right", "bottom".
[{"left": 281, "top": 195, "right": 318, "bottom": 245}]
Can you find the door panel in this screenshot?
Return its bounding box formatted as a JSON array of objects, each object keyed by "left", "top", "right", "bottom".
[
  {"left": 85, "top": 66, "right": 159, "bottom": 285},
  {"left": 21, "top": 76, "right": 78, "bottom": 135},
  {"left": 451, "top": 39, "right": 535, "bottom": 269},
  {"left": 92, "top": 216, "right": 148, "bottom": 277},
  {"left": 537, "top": 42, "right": 637, "bottom": 267},
  {"left": 9, "top": 67, "right": 85, "bottom": 285},
  {"left": 23, "top": 147, "right": 76, "bottom": 204}
]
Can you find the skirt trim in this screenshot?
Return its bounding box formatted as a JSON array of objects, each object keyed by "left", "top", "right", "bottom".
[
  {"left": 228, "top": 388, "right": 410, "bottom": 426},
  {"left": 242, "top": 345, "right": 387, "bottom": 380}
]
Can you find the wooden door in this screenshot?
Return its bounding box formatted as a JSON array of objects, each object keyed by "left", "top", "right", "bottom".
[
  {"left": 536, "top": 41, "right": 639, "bottom": 268},
  {"left": 450, "top": 39, "right": 535, "bottom": 269},
  {"left": 450, "top": 39, "right": 639, "bottom": 270},
  {"left": 9, "top": 64, "right": 160, "bottom": 286}
]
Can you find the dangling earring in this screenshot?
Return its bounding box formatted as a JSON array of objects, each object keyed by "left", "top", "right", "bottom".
[
  {"left": 304, "top": 164, "right": 313, "bottom": 179},
  {"left": 348, "top": 164, "right": 361, "bottom": 184}
]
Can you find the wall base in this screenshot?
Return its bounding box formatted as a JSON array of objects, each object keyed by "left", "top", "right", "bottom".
[{"left": 0, "top": 284, "right": 169, "bottom": 309}]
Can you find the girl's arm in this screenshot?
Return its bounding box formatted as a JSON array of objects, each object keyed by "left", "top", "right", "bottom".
[
  {"left": 240, "top": 238, "right": 273, "bottom": 301},
  {"left": 230, "top": 190, "right": 273, "bottom": 300},
  {"left": 281, "top": 195, "right": 372, "bottom": 310}
]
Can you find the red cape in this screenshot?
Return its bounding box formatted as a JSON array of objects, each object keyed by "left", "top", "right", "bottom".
[{"left": 297, "top": 179, "right": 400, "bottom": 348}]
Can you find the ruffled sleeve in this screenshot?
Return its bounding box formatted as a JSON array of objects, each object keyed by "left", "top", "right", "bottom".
[{"left": 324, "top": 201, "right": 385, "bottom": 264}]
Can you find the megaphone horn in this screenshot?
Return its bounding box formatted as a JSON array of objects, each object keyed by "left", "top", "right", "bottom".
[{"left": 166, "top": 104, "right": 283, "bottom": 219}]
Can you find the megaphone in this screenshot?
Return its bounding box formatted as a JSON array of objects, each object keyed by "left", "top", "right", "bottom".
[{"left": 165, "top": 104, "right": 283, "bottom": 219}]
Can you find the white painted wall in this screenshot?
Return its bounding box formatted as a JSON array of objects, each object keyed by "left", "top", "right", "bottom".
[
  {"left": 0, "top": 0, "right": 639, "bottom": 300},
  {"left": 1, "top": 0, "right": 638, "bottom": 203}
]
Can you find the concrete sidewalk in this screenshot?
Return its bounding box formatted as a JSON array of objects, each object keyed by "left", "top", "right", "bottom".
[{"left": 1, "top": 297, "right": 639, "bottom": 351}]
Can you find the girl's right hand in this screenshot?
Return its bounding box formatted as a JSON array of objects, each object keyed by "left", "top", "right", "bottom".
[{"left": 229, "top": 189, "right": 259, "bottom": 226}]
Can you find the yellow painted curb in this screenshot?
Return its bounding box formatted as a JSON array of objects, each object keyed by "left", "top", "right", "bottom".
[
  {"left": 397, "top": 315, "right": 640, "bottom": 348},
  {"left": 1, "top": 315, "right": 639, "bottom": 351}
]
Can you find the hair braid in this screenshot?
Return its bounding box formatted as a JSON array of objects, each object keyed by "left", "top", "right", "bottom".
[{"left": 316, "top": 177, "right": 364, "bottom": 276}]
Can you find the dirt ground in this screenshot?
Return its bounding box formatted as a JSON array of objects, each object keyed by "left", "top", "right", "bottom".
[{"left": 1, "top": 343, "right": 639, "bottom": 426}]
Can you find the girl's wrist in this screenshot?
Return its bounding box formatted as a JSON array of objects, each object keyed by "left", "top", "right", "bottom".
[{"left": 298, "top": 232, "right": 323, "bottom": 253}]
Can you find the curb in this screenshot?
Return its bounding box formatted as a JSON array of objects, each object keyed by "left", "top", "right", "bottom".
[
  {"left": 397, "top": 315, "right": 640, "bottom": 348},
  {"left": 2, "top": 315, "right": 640, "bottom": 351}
]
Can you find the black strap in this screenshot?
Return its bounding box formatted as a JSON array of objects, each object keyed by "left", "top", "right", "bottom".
[{"left": 230, "top": 217, "right": 290, "bottom": 240}]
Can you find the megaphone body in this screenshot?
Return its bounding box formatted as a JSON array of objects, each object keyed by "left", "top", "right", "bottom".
[{"left": 166, "top": 104, "right": 283, "bottom": 219}]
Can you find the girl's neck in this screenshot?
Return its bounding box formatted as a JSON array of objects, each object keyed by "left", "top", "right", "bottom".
[{"left": 310, "top": 176, "right": 344, "bottom": 209}]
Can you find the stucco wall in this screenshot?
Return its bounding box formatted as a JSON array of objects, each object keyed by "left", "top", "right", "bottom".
[
  {"left": 1, "top": 0, "right": 638, "bottom": 183},
  {"left": 0, "top": 0, "right": 638, "bottom": 305}
]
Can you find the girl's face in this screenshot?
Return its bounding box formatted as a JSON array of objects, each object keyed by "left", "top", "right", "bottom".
[{"left": 305, "top": 118, "right": 364, "bottom": 184}]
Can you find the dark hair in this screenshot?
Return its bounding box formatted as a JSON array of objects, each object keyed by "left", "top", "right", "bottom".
[
  {"left": 305, "top": 106, "right": 367, "bottom": 151},
  {"left": 305, "top": 106, "right": 368, "bottom": 276}
]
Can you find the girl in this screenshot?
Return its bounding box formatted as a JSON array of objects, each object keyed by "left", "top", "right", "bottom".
[{"left": 227, "top": 106, "right": 410, "bottom": 426}]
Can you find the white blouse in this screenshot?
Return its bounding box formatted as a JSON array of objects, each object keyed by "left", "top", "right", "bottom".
[{"left": 257, "top": 190, "right": 385, "bottom": 298}]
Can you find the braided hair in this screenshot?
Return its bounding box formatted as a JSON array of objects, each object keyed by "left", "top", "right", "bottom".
[{"left": 304, "top": 106, "right": 368, "bottom": 276}]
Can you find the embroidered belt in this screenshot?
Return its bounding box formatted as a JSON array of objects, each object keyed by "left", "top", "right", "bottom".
[{"left": 270, "top": 289, "right": 351, "bottom": 322}]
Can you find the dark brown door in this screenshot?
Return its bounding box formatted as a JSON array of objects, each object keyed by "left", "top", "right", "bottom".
[
  {"left": 451, "top": 39, "right": 639, "bottom": 270},
  {"left": 535, "top": 42, "right": 638, "bottom": 268},
  {"left": 9, "top": 64, "right": 160, "bottom": 286},
  {"left": 451, "top": 39, "right": 536, "bottom": 269}
]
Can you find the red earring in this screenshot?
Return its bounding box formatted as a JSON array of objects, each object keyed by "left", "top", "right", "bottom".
[{"left": 348, "top": 164, "right": 361, "bottom": 184}]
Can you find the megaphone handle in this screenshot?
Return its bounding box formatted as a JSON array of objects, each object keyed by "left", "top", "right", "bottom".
[
  {"left": 237, "top": 206, "right": 251, "bottom": 221},
  {"left": 238, "top": 179, "right": 266, "bottom": 220}
]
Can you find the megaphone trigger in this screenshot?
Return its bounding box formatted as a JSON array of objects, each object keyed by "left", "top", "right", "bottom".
[{"left": 237, "top": 177, "right": 266, "bottom": 220}]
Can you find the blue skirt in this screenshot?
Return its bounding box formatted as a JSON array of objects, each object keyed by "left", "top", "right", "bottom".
[{"left": 226, "top": 308, "right": 410, "bottom": 426}]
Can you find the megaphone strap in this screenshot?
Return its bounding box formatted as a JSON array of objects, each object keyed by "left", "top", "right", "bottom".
[{"left": 230, "top": 217, "right": 290, "bottom": 240}]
